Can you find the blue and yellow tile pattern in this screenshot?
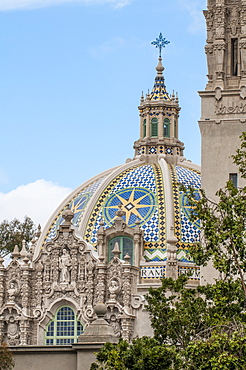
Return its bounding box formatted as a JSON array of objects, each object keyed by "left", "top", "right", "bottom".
[
  {"left": 44, "top": 177, "right": 106, "bottom": 244},
  {"left": 84, "top": 164, "right": 167, "bottom": 261},
  {"left": 169, "top": 165, "right": 201, "bottom": 263}
]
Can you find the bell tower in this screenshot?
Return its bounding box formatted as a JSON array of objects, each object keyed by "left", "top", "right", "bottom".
[
  {"left": 199, "top": 0, "right": 246, "bottom": 196},
  {"left": 134, "top": 34, "right": 184, "bottom": 163}
]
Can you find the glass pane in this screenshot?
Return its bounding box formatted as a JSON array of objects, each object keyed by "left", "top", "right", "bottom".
[
  {"left": 108, "top": 237, "right": 121, "bottom": 261},
  {"left": 57, "top": 307, "right": 74, "bottom": 321},
  {"left": 77, "top": 322, "right": 83, "bottom": 335},
  {"left": 122, "top": 237, "right": 133, "bottom": 264},
  {"left": 229, "top": 173, "right": 237, "bottom": 188},
  {"left": 151, "top": 118, "right": 158, "bottom": 137},
  {"left": 46, "top": 321, "right": 54, "bottom": 336},
  {"left": 46, "top": 339, "right": 54, "bottom": 345}
]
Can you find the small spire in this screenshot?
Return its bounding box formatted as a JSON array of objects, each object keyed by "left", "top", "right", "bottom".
[
  {"left": 20, "top": 240, "right": 28, "bottom": 258},
  {"left": 156, "top": 57, "right": 164, "bottom": 75},
  {"left": 62, "top": 207, "right": 74, "bottom": 224},
  {"left": 123, "top": 253, "right": 131, "bottom": 264},
  {"left": 140, "top": 91, "right": 144, "bottom": 103},
  {"left": 115, "top": 204, "right": 125, "bottom": 218},
  {"left": 112, "top": 242, "right": 121, "bottom": 258},
  {"left": 36, "top": 224, "right": 41, "bottom": 239},
  {"left": 12, "top": 245, "right": 20, "bottom": 260}
]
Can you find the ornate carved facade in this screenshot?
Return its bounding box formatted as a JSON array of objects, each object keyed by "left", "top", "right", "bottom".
[{"left": 0, "top": 208, "right": 143, "bottom": 345}]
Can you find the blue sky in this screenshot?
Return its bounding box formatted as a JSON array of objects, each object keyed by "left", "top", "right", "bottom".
[{"left": 0, "top": 0, "right": 207, "bottom": 226}]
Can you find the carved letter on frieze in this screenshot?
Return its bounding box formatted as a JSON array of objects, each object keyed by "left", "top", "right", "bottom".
[
  {"left": 215, "top": 87, "right": 222, "bottom": 101},
  {"left": 240, "top": 86, "right": 246, "bottom": 99}
]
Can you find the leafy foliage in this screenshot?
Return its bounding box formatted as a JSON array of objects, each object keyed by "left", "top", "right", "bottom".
[
  {"left": 0, "top": 343, "right": 15, "bottom": 370},
  {"left": 183, "top": 133, "right": 246, "bottom": 297},
  {"left": 0, "top": 216, "right": 36, "bottom": 257},
  {"left": 90, "top": 337, "right": 180, "bottom": 370}
]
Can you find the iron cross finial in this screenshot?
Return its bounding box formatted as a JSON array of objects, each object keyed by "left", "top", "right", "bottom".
[{"left": 151, "top": 33, "right": 170, "bottom": 58}]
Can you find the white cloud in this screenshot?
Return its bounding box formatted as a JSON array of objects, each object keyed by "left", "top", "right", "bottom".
[
  {"left": 178, "top": 0, "right": 206, "bottom": 34},
  {"left": 0, "top": 180, "right": 72, "bottom": 227},
  {"left": 89, "top": 37, "right": 127, "bottom": 57},
  {"left": 0, "top": 0, "right": 130, "bottom": 11}
]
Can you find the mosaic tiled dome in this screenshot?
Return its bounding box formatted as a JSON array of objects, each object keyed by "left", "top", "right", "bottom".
[
  {"left": 35, "top": 53, "right": 201, "bottom": 265},
  {"left": 35, "top": 158, "right": 201, "bottom": 263}
]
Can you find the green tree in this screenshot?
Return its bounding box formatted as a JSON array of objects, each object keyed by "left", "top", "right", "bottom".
[
  {"left": 91, "top": 337, "right": 180, "bottom": 370},
  {"left": 0, "top": 216, "right": 36, "bottom": 257},
  {"left": 0, "top": 343, "right": 15, "bottom": 370}
]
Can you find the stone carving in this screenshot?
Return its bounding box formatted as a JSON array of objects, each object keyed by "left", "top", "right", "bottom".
[
  {"left": 0, "top": 208, "right": 141, "bottom": 345},
  {"left": 215, "top": 99, "right": 246, "bottom": 114},
  {"left": 59, "top": 248, "right": 71, "bottom": 283},
  {"left": 108, "top": 278, "right": 120, "bottom": 301},
  {"left": 7, "top": 281, "right": 18, "bottom": 303},
  {"left": 240, "top": 86, "right": 246, "bottom": 99},
  {"left": 215, "top": 87, "right": 222, "bottom": 101},
  {"left": 7, "top": 316, "right": 19, "bottom": 345},
  {"left": 109, "top": 314, "right": 121, "bottom": 337}
]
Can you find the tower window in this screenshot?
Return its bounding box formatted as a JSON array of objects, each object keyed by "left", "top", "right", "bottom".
[
  {"left": 45, "top": 306, "right": 83, "bottom": 345},
  {"left": 174, "top": 120, "right": 177, "bottom": 138},
  {"left": 231, "top": 38, "right": 238, "bottom": 76},
  {"left": 108, "top": 236, "right": 134, "bottom": 264},
  {"left": 151, "top": 118, "right": 158, "bottom": 137},
  {"left": 164, "top": 118, "right": 170, "bottom": 137},
  {"left": 229, "top": 173, "right": 238, "bottom": 188},
  {"left": 143, "top": 119, "right": 146, "bottom": 138}
]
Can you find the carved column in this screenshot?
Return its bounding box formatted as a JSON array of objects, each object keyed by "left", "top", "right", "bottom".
[
  {"left": 165, "top": 226, "right": 178, "bottom": 279},
  {"left": 86, "top": 260, "right": 94, "bottom": 308},
  {"left": 95, "top": 261, "right": 106, "bottom": 304},
  {"left": 214, "top": 42, "right": 226, "bottom": 82},
  {"left": 51, "top": 243, "right": 60, "bottom": 284},
  {"left": 146, "top": 108, "right": 150, "bottom": 137},
  {"left": 240, "top": 40, "right": 246, "bottom": 78},
  {"left": 133, "top": 220, "right": 143, "bottom": 268},
  {"left": 122, "top": 256, "right": 132, "bottom": 311},
  {"left": 35, "top": 261, "right": 43, "bottom": 308},
  {"left": 158, "top": 111, "right": 163, "bottom": 138},
  {"left": 43, "top": 256, "right": 51, "bottom": 294},
  {"left": 70, "top": 243, "right": 78, "bottom": 284},
  {"left": 205, "top": 44, "right": 214, "bottom": 83},
  {"left": 121, "top": 315, "right": 132, "bottom": 342},
  {"left": 20, "top": 256, "right": 30, "bottom": 315},
  {"left": 97, "top": 220, "right": 105, "bottom": 261},
  {"left": 19, "top": 319, "right": 29, "bottom": 345},
  {"left": 0, "top": 316, "right": 4, "bottom": 342}
]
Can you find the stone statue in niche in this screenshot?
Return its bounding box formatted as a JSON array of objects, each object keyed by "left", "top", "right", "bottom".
[
  {"left": 7, "top": 316, "right": 19, "bottom": 345},
  {"left": 110, "top": 314, "right": 121, "bottom": 337},
  {"left": 108, "top": 278, "right": 120, "bottom": 301},
  {"left": 59, "top": 248, "right": 71, "bottom": 283},
  {"left": 7, "top": 281, "right": 18, "bottom": 302}
]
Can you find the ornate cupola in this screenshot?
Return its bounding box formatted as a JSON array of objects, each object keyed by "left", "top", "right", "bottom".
[{"left": 133, "top": 33, "right": 184, "bottom": 163}]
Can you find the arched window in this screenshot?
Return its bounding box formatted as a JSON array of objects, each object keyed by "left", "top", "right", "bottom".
[
  {"left": 143, "top": 119, "right": 146, "bottom": 137},
  {"left": 151, "top": 118, "right": 158, "bottom": 137},
  {"left": 164, "top": 118, "right": 170, "bottom": 137},
  {"left": 108, "top": 236, "right": 134, "bottom": 264},
  {"left": 45, "top": 306, "right": 83, "bottom": 345}
]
